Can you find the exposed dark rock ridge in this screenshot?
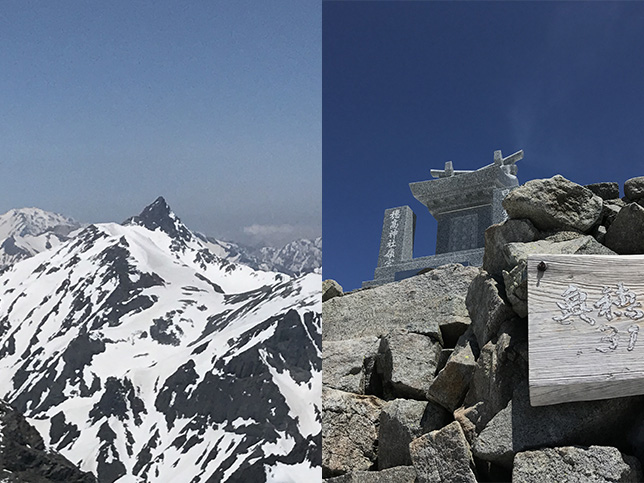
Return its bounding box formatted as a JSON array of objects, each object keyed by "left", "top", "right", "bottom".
[
  {"left": 0, "top": 399, "right": 97, "bottom": 482},
  {"left": 322, "top": 174, "right": 644, "bottom": 481}
]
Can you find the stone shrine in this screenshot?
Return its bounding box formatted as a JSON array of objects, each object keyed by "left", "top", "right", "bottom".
[{"left": 363, "top": 149, "right": 522, "bottom": 287}]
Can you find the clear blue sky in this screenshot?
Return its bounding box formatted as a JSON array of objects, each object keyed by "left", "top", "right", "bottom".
[
  {"left": 323, "top": 1, "right": 644, "bottom": 291},
  {"left": 1, "top": 1, "right": 320, "bottom": 247}
]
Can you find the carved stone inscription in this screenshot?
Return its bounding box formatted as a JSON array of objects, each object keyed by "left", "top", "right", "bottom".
[
  {"left": 528, "top": 254, "right": 644, "bottom": 407},
  {"left": 383, "top": 209, "right": 401, "bottom": 266},
  {"left": 552, "top": 283, "right": 644, "bottom": 353}
]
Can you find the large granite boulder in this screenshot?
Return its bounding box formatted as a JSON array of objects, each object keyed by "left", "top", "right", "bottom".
[
  {"left": 323, "top": 265, "right": 478, "bottom": 343},
  {"left": 513, "top": 446, "right": 643, "bottom": 483},
  {"left": 482, "top": 219, "right": 538, "bottom": 278},
  {"left": 323, "top": 279, "right": 344, "bottom": 302},
  {"left": 410, "top": 421, "right": 477, "bottom": 483},
  {"left": 460, "top": 321, "right": 528, "bottom": 440},
  {"left": 426, "top": 328, "right": 478, "bottom": 412},
  {"left": 624, "top": 176, "right": 644, "bottom": 201},
  {"left": 500, "top": 235, "right": 614, "bottom": 316},
  {"left": 323, "top": 336, "right": 381, "bottom": 394},
  {"left": 324, "top": 466, "right": 417, "bottom": 483},
  {"left": 377, "top": 329, "right": 441, "bottom": 400},
  {"left": 378, "top": 399, "right": 450, "bottom": 469},
  {"left": 503, "top": 175, "right": 603, "bottom": 232},
  {"left": 585, "top": 182, "right": 620, "bottom": 200},
  {"left": 322, "top": 388, "right": 385, "bottom": 477},
  {"left": 604, "top": 202, "right": 644, "bottom": 254},
  {"left": 465, "top": 272, "right": 515, "bottom": 347},
  {"left": 472, "top": 384, "right": 644, "bottom": 468}
]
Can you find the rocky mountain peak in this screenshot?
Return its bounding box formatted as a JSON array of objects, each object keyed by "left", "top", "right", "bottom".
[{"left": 122, "top": 196, "right": 193, "bottom": 243}]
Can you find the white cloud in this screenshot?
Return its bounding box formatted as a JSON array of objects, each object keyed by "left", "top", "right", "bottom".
[{"left": 243, "top": 224, "right": 295, "bottom": 237}]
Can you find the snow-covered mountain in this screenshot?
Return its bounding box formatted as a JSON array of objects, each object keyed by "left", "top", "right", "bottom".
[
  {"left": 0, "top": 208, "right": 82, "bottom": 269},
  {"left": 0, "top": 197, "right": 321, "bottom": 482},
  {"left": 197, "top": 235, "right": 322, "bottom": 276}
]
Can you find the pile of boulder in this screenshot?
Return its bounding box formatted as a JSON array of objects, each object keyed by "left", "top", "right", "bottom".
[{"left": 322, "top": 175, "right": 644, "bottom": 482}]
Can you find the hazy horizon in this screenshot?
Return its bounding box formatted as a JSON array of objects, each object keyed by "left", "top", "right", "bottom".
[{"left": 1, "top": 1, "right": 321, "bottom": 248}]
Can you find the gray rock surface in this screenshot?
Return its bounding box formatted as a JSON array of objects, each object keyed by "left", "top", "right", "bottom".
[
  {"left": 502, "top": 259, "right": 528, "bottom": 317},
  {"left": 624, "top": 176, "right": 644, "bottom": 201},
  {"left": 324, "top": 466, "right": 417, "bottom": 483},
  {"left": 377, "top": 329, "right": 441, "bottom": 400},
  {"left": 410, "top": 421, "right": 477, "bottom": 483},
  {"left": 323, "top": 279, "right": 344, "bottom": 302},
  {"left": 465, "top": 272, "right": 515, "bottom": 347},
  {"left": 323, "top": 265, "right": 478, "bottom": 343},
  {"left": 323, "top": 337, "right": 381, "bottom": 394},
  {"left": 482, "top": 219, "right": 538, "bottom": 278},
  {"left": 472, "top": 384, "right": 644, "bottom": 468},
  {"left": 503, "top": 175, "right": 603, "bottom": 232},
  {"left": 426, "top": 329, "right": 478, "bottom": 411},
  {"left": 601, "top": 198, "right": 625, "bottom": 227},
  {"left": 499, "top": 235, "right": 615, "bottom": 317},
  {"left": 513, "top": 445, "right": 643, "bottom": 483},
  {"left": 585, "top": 182, "right": 620, "bottom": 200},
  {"left": 461, "top": 322, "right": 528, "bottom": 438},
  {"left": 604, "top": 202, "right": 644, "bottom": 254},
  {"left": 0, "top": 400, "right": 97, "bottom": 483},
  {"left": 322, "top": 388, "right": 385, "bottom": 477},
  {"left": 378, "top": 399, "right": 450, "bottom": 469}
]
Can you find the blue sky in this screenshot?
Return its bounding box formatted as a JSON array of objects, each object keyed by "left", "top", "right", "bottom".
[
  {"left": 323, "top": 1, "right": 644, "bottom": 291},
  {"left": 1, "top": 1, "right": 320, "bottom": 247}
]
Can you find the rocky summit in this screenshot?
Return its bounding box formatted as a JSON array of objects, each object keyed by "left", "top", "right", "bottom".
[{"left": 322, "top": 174, "right": 644, "bottom": 482}]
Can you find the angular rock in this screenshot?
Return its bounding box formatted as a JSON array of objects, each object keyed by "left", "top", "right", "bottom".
[
  {"left": 585, "top": 182, "right": 620, "bottom": 200},
  {"left": 322, "top": 388, "right": 385, "bottom": 477},
  {"left": 604, "top": 203, "right": 644, "bottom": 254},
  {"left": 378, "top": 399, "right": 450, "bottom": 469},
  {"left": 502, "top": 259, "right": 528, "bottom": 317},
  {"left": 323, "top": 337, "right": 381, "bottom": 394},
  {"left": 323, "top": 279, "right": 344, "bottom": 302},
  {"left": 513, "top": 446, "right": 643, "bottom": 483},
  {"left": 461, "top": 322, "right": 528, "bottom": 439},
  {"left": 503, "top": 235, "right": 614, "bottom": 268},
  {"left": 410, "top": 421, "right": 477, "bottom": 483},
  {"left": 592, "top": 224, "right": 607, "bottom": 244},
  {"left": 503, "top": 175, "right": 603, "bottom": 232},
  {"left": 324, "top": 466, "right": 417, "bottom": 483},
  {"left": 472, "top": 384, "right": 644, "bottom": 468},
  {"left": 602, "top": 198, "right": 625, "bottom": 227},
  {"left": 0, "top": 400, "right": 97, "bottom": 483},
  {"left": 323, "top": 265, "right": 478, "bottom": 342},
  {"left": 625, "top": 176, "right": 644, "bottom": 201},
  {"left": 482, "top": 218, "right": 538, "bottom": 278},
  {"left": 377, "top": 329, "right": 441, "bottom": 400},
  {"left": 465, "top": 272, "right": 515, "bottom": 348},
  {"left": 426, "top": 329, "right": 478, "bottom": 412}
]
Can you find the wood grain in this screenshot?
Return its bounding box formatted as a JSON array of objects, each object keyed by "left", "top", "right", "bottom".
[{"left": 527, "top": 254, "right": 644, "bottom": 406}]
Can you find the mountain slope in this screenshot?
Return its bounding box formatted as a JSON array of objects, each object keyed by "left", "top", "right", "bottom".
[
  {"left": 0, "top": 208, "right": 82, "bottom": 269},
  {"left": 0, "top": 198, "right": 321, "bottom": 482},
  {"left": 197, "top": 234, "right": 322, "bottom": 276}
]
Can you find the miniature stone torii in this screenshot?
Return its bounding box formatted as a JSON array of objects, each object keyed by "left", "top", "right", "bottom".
[
  {"left": 430, "top": 149, "right": 523, "bottom": 178},
  {"left": 363, "top": 149, "right": 523, "bottom": 288}
]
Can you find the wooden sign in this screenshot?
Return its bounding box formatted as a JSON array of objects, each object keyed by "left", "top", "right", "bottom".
[{"left": 528, "top": 254, "right": 644, "bottom": 406}]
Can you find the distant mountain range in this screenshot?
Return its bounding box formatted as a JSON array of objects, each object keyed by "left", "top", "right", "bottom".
[
  {"left": 0, "top": 198, "right": 321, "bottom": 482},
  {"left": 0, "top": 205, "right": 321, "bottom": 276},
  {"left": 196, "top": 234, "right": 322, "bottom": 277}
]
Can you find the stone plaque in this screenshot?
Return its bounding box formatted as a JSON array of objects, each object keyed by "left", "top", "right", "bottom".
[
  {"left": 376, "top": 206, "right": 415, "bottom": 268},
  {"left": 527, "top": 254, "right": 644, "bottom": 406}
]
